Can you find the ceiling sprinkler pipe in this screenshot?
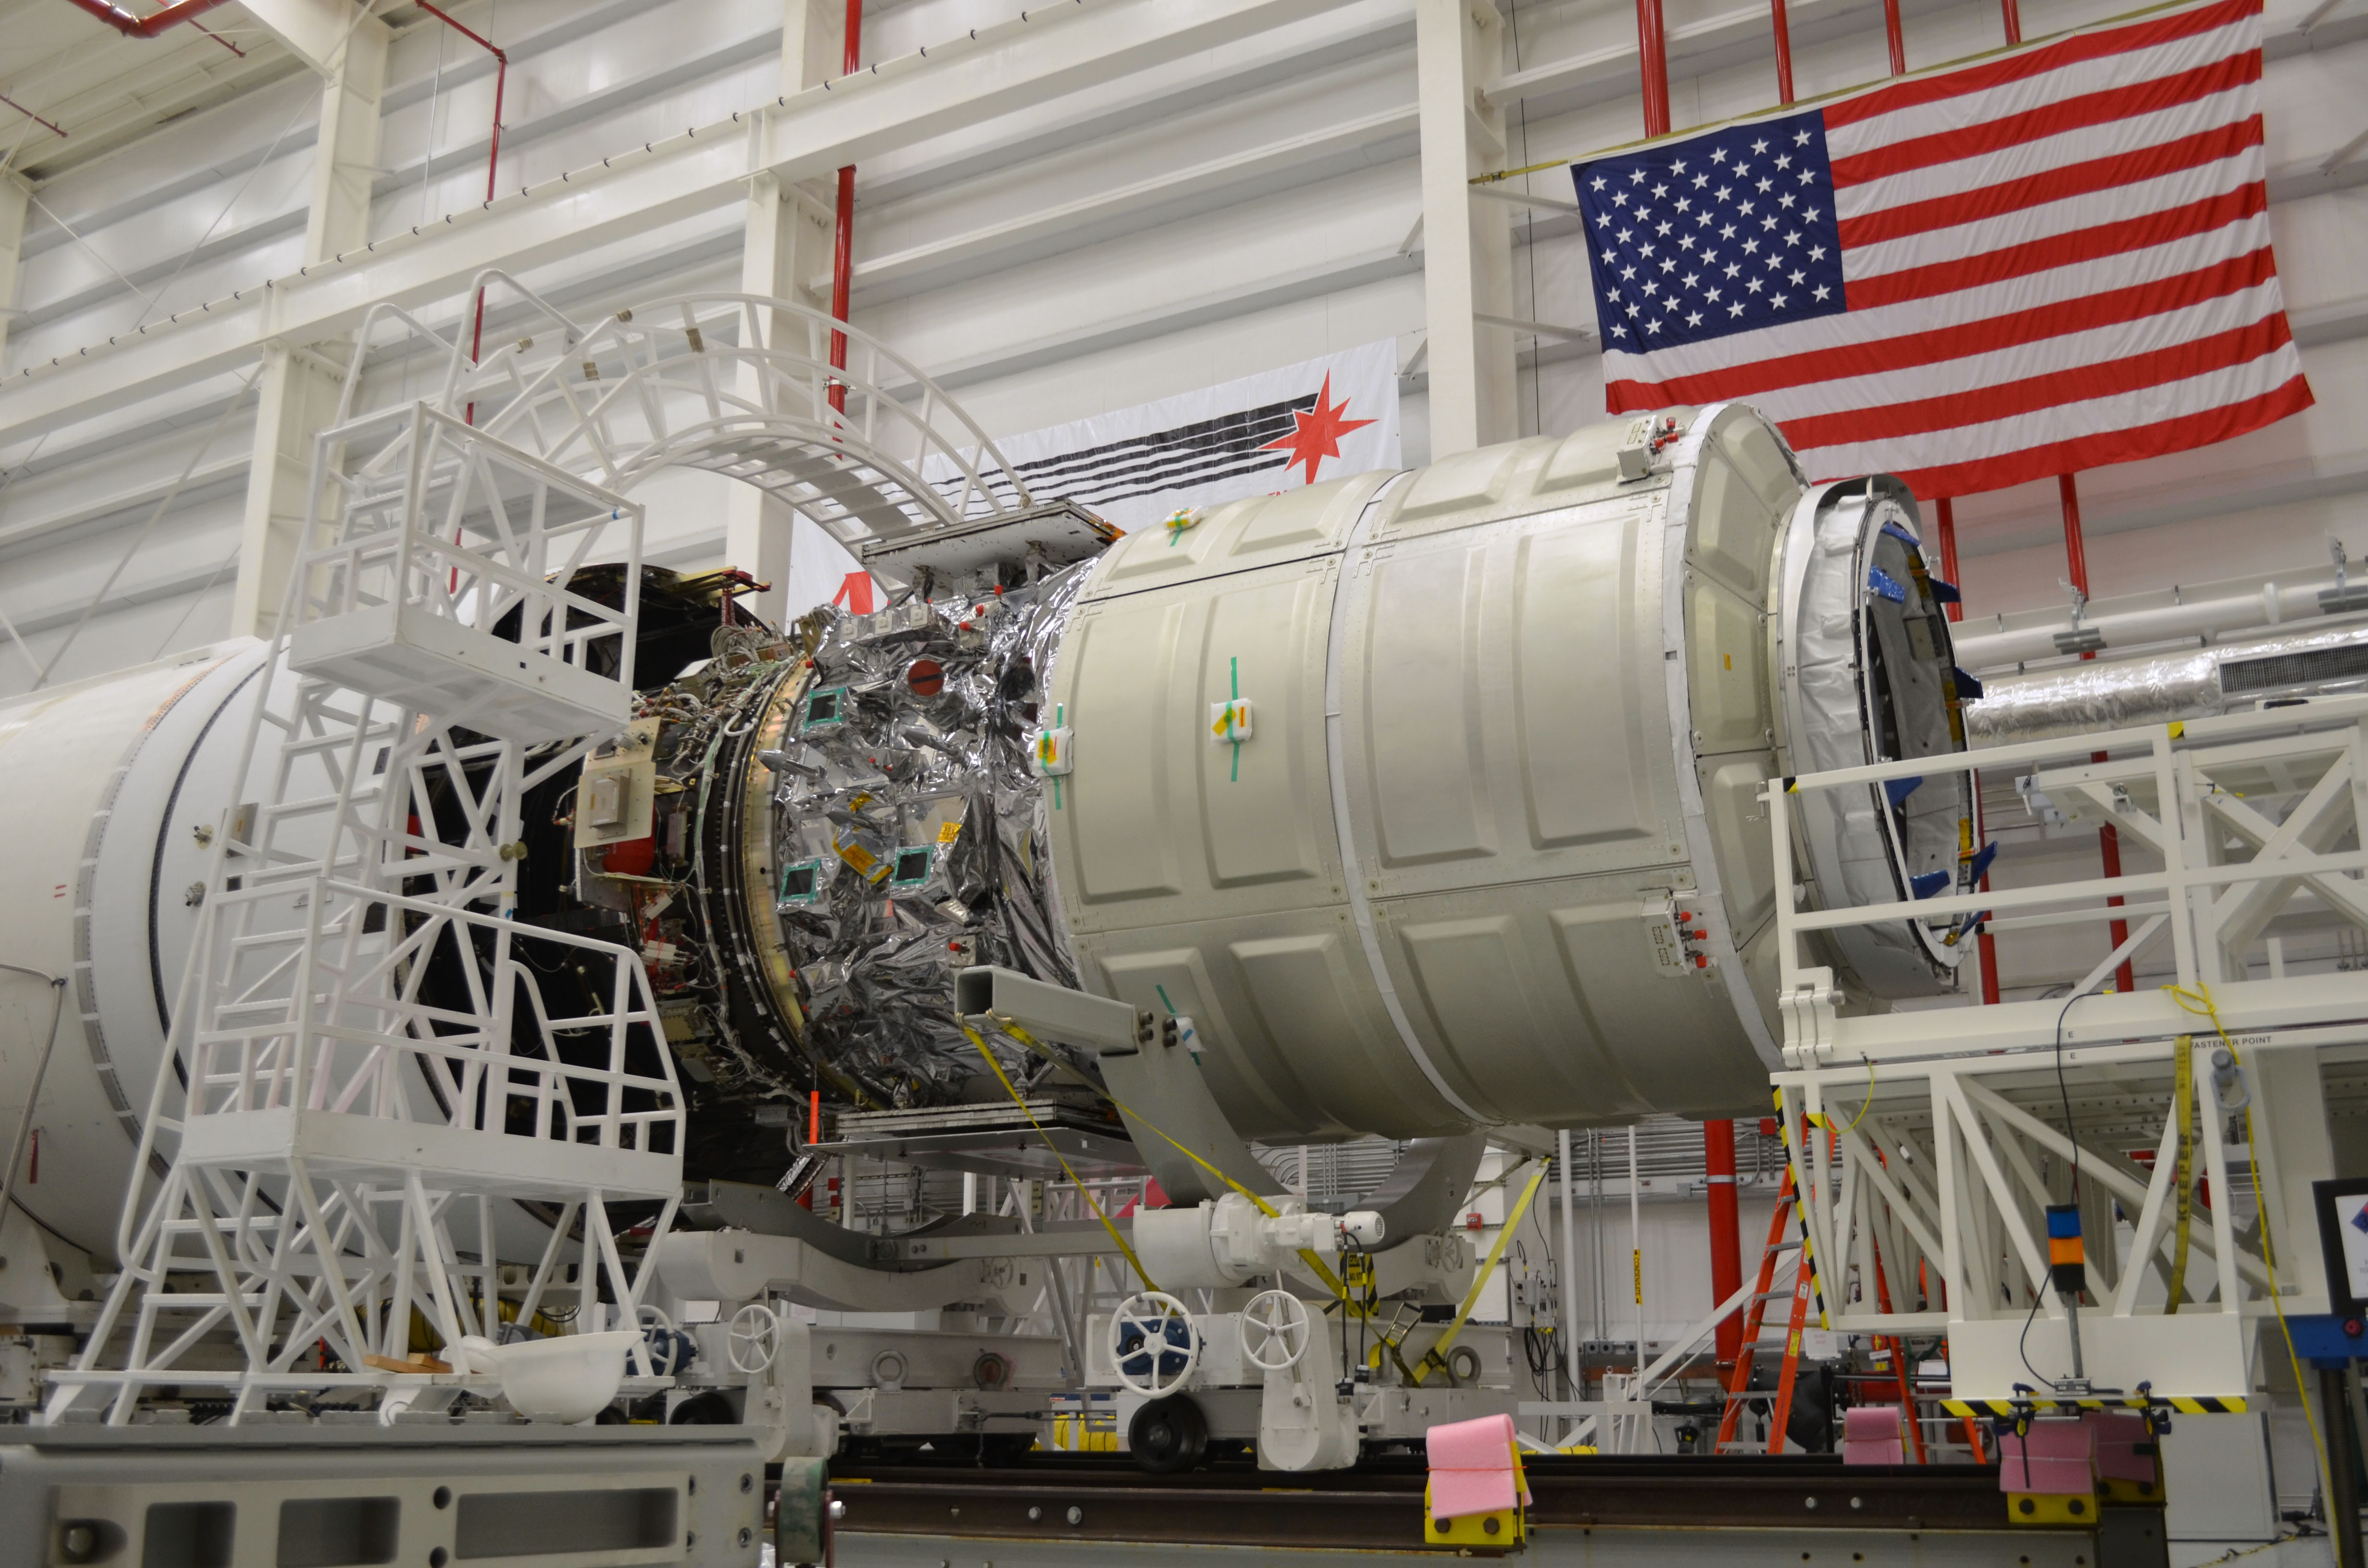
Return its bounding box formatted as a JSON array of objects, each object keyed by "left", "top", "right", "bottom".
[
  {"left": 413, "top": 0, "right": 507, "bottom": 422},
  {"left": 54, "top": 0, "right": 237, "bottom": 37},
  {"left": 1635, "top": 0, "right": 1670, "bottom": 137},
  {"left": 828, "top": 1, "right": 863, "bottom": 415}
]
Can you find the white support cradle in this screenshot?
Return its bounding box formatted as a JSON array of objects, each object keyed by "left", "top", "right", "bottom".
[{"left": 1761, "top": 698, "right": 2368, "bottom": 1413}]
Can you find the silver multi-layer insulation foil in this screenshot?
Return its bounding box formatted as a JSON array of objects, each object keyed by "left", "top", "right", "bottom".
[
  {"left": 762, "top": 564, "right": 1092, "bottom": 1108},
  {"left": 1965, "top": 624, "right": 2368, "bottom": 747}
]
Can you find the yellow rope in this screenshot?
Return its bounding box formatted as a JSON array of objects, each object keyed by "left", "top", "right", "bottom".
[
  {"left": 2166, "top": 1034, "right": 2194, "bottom": 1315},
  {"left": 1470, "top": 157, "right": 1577, "bottom": 185},
  {"left": 985, "top": 1016, "right": 1372, "bottom": 1316},
  {"left": 1411, "top": 1160, "right": 1553, "bottom": 1387},
  {"left": 2163, "top": 982, "right": 2331, "bottom": 1508},
  {"left": 1823, "top": 1055, "right": 1879, "bottom": 1137},
  {"left": 959, "top": 1022, "right": 1159, "bottom": 1293}
]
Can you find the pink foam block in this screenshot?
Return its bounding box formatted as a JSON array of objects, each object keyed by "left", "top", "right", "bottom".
[
  {"left": 1998, "top": 1418, "right": 2096, "bottom": 1494},
  {"left": 1842, "top": 1405, "right": 1904, "bottom": 1466},
  {"left": 2086, "top": 1411, "right": 2154, "bottom": 1482},
  {"left": 1425, "top": 1413, "right": 1529, "bottom": 1519}
]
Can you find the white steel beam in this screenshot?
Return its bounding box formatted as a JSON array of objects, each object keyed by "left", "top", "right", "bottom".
[
  {"left": 0, "top": 0, "right": 1345, "bottom": 448},
  {"left": 2, "top": 555, "right": 237, "bottom": 640},
  {"left": 726, "top": 0, "right": 841, "bottom": 629},
  {"left": 1414, "top": 0, "right": 1516, "bottom": 456},
  {"left": 1482, "top": 0, "right": 1870, "bottom": 112},
  {"left": 827, "top": 105, "right": 1420, "bottom": 304},
  {"left": 0, "top": 174, "right": 25, "bottom": 362},
  {"left": 0, "top": 455, "right": 249, "bottom": 557},
  {"left": 2250, "top": 1046, "right": 2338, "bottom": 1313},
  {"left": 239, "top": 0, "right": 377, "bottom": 79},
  {"left": 302, "top": 11, "right": 391, "bottom": 266},
  {"left": 234, "top": 9, "right": 388, "bottom": 642},
  {"left": 896, "top": 245, "right": 1421, "bottom": 394}
]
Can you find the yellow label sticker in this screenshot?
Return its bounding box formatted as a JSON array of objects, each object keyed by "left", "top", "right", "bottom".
[
  {"left": 837, "top": 841, "right": 878, "bottom": 875},
  {"left": 937, "top": 821, "right": 962, "bottom": 845},
  {"left": 1632, "top": 1250, "right": 1643, "bottom": 1306}
]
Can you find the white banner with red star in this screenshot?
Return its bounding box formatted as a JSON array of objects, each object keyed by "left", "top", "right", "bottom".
[{"left": 935, "top": 339, "right": 1401, "bottom": 533}]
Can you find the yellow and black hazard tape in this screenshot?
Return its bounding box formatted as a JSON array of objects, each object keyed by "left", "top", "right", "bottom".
[
  {"left": 1772, "top": 1089, "right": 1830, "bottom": 1328},
  {"left": 1943, "top": 1394, "right": 2246, "bottom": 1418}
]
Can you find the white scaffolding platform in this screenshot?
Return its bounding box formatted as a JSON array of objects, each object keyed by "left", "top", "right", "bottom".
[{"left": 50, "top": 402, "right": 682, "bottom": 1424}]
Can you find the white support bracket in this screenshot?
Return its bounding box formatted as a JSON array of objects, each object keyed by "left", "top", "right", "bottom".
[{"left": 1778, "top": 968, "right": 1840, "bottom": 1066}]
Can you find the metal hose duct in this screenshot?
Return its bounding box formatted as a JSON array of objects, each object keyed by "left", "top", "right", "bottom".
[{"left": 1964, "top": 623, "right": 2368, "bottom": 747}]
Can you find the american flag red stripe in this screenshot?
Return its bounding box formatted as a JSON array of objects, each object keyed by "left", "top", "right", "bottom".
[
  {"left": 1825, "top": 50, "right": 2257, "bottom": 184},
  {"left": 1837, "top": 117, "right": 2260, "bottom": 249},
  {"left": 1579, "top": 0, "right": 2309, "bottom": 496},
  {"left": 1848, "top": 176, "right": 2264, "bottom": 307},
  {"left": 1818, "top": 0, "right": 2251, "bottom": 128},
  {"left": 1630, "top": 241, "right": 2282, "bottom": 405}
]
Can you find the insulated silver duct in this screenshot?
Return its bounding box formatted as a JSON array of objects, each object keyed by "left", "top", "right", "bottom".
[{"left": 1964, "top": 623, "right": 2368, "bottom": 747}]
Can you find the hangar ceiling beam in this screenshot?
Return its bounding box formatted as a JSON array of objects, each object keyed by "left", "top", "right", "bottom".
[
  {"left": 0, "top": 175, "right": 25, "bottom": 362},
  {"left": 238, "top": 0, "right": 378, "bottom": 77},
  {"left": 232, "top": 6, "right": 389, "bottom": 639},
  {"left": 1415, "top": 0, "right": 1515, "bottom": 456},
  {"left": 728, "top": 0, "right": 845, "bottom": 629},
  {"left": 0, "top": 0, "right": 1345, "bottom": 450}
]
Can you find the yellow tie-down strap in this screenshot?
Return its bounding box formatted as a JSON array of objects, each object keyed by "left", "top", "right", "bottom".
[
  {"left": 960, "top": 1021, "right": 1160, "bottom": 1293},
  {"left": 974, "top": 1016, "right": 1378, "bottom": 1318},
  {"left": 1943, "top": 1394, "right": 2247, "bottom": 1418},
  {"left": 1411, "top": 1160, "right": 1552, "bottom": 1387}
]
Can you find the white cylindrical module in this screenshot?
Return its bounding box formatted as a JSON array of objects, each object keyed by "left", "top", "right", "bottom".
[
  {"left": 0, "top": 640, "right": 271, "bottom": 1263},
  {"left": 1044, "top": 404, "right": 1969, "bottom": 1141},
  {"left": 0, "top": 404, "right": 1974, "bottom": 1270}
]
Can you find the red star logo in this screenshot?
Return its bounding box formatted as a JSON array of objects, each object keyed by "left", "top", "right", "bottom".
[{"left": 1260, "top": 372, "right": 1376, "bottom": 486}]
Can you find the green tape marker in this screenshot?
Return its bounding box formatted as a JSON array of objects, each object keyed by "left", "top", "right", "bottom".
[{"left": 1229, "top": 657, "right": 1241, "bottom": 783}]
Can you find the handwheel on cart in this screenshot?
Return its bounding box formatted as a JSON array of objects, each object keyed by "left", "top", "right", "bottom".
[
  {"left": 1239, "top": 1288, "right": 1313, "bottom": 1372},
  {"left": 1109, "top": 1291, "right": 1200, "bottom": 1398}
]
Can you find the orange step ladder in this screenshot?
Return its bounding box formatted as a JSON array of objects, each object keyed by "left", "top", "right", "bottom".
[{"left": 1712, "top": 1168, "right": 1810, "bottom": 1454}]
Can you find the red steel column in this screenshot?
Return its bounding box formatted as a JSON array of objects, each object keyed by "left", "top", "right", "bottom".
[
  {"left": 2060, "top": 473, "right": 2135, "bottom": 994},
  {"left": 1639, "top": 0, "right": 1671, "bottom": 136},
  {"left": 1704, "top": 1121, "right": 1743, "bottom": 1364},
  {"left": 827, "top": 2, "right": 863, "bottom": 414},
  {"left": 1881, "top": 0, "right": 1907, "bottom": 74},
  {"left": 1770, "top": 0, "right": 1795, "bottom": 103},
  {"left": 2000, "top": 0, "right": 2023, "bottom": 44}
]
